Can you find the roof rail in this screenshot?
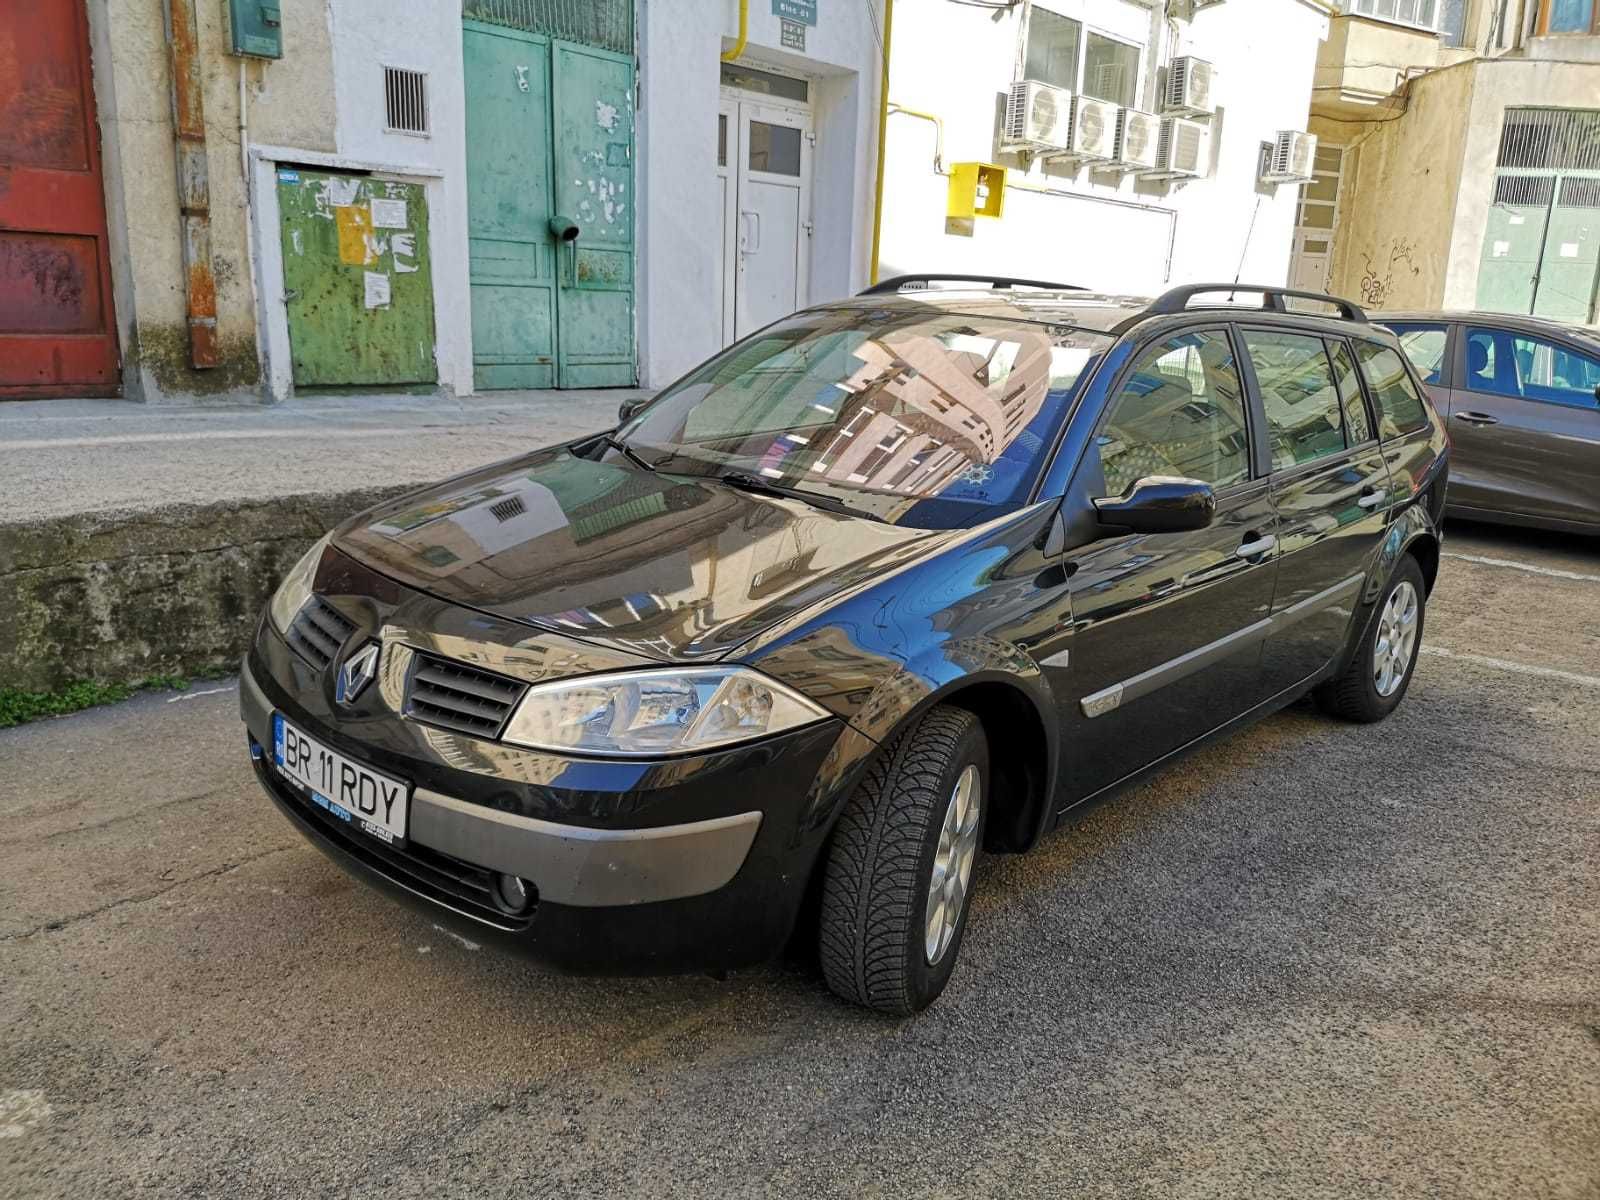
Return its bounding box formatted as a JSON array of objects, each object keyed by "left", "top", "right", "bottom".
[
  {"left": 1146, "top": 283, "right": 1369, "bottom": 323},
  {"left": 860, "top": 273, "right": 1083, "bottom": 296}
]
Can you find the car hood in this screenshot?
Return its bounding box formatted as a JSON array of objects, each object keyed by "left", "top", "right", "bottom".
[{"left": 333, "top": 445, "right": 941, "bottom": 661}]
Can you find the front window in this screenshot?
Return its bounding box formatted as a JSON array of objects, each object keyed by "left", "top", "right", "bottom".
[
  {"left": 1543, "top": 0, "right": 1600, "bottom": 34},
  {"left": 1465, "top": 328, "right": 1600, "bottom": 407},
  {"left": 621, "top": 308, "right": 1108, "bottom": 528},
  {"left": 1022, "top": 5, "right": 1141, "bottom": 107},
  {"left": 1339, "top": 0, "right": 1441, "bottom": 33},
  {"left": 1093, "top": 329, "right": 1251, "bottom": 497}
]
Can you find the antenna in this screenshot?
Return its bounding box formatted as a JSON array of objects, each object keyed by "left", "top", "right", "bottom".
[{"left": 1230, "top": 195, "right": 1264, "bottom": 300}]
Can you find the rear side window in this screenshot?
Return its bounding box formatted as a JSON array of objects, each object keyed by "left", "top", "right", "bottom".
[
  {"left": 1327, "top": 339, "right": 1373, "bottom": 443},
  {"left": 1241, "top": 329, "right": 1346, "bottom": 470},
  {"left": 1386, "top": 322, "right": 1449, "bottom": 385},
  {"left": 1095, "top": 329, "right": 1251, "bottom": 496},
  {"left": 1464, "top": 327, "right": 1600, "bottom": 408},
  {"left": 1355, "top": 342, "right": 1430, "bottom": 437}
]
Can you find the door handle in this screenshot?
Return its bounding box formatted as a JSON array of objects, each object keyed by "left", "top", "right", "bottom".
[
  {"left": 1454, "top": 411, "right": 1499, "bottom": 426},
  {"left": 1357, "top": 487, "right": 1385, "bottom": 510},
  {"left": 741, "top": 210, "right": 761, "bottom": 254},
  {"left": 1235, "top": 534, "right": 1277, "bottom": 559}
]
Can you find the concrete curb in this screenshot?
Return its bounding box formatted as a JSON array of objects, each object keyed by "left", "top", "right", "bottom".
[{"left": 1, "top": 486, "right": 420, "bottom": 693}]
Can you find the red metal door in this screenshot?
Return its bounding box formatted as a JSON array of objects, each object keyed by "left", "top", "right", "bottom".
[{"left": 0, "top": 0, "right": 120, "bottom": 397}]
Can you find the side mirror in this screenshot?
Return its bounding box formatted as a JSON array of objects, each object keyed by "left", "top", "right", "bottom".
[
  {"left": 617, "top": 395, "right": 650, "bottom": 424},
  {"left": 1093, "top": 476, "right": 1216, "bottom": 535}
]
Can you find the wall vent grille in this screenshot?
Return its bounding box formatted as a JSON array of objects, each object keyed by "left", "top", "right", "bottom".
[{"left": 384, "top": 67, "right": 429, "bottom": 135}]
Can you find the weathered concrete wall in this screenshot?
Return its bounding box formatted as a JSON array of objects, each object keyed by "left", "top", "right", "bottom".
[
  {"left": 1317, "top": 60, "right": 1476, "bottom": 314},
  {"left": 86, "top": 0, "right": 337, "bottom": 402},
  {"left": 0, "top": 487, "right": 406, "bottom": 694}
]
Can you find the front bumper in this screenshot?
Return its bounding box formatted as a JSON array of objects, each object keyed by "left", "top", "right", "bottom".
[{"left": 242, "top": 632, "right": 876, "bottom": 973}]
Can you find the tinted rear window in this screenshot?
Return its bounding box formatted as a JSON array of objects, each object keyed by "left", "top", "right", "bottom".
[{"left": 1354, "top": 342, "right": 1430, "bottom": 437}]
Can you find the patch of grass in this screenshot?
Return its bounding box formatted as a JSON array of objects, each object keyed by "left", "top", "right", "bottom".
[{"left": 0, "top": 667, "right": 232, "bottom": 729}]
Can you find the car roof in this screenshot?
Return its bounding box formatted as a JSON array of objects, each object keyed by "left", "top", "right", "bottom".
[
  {"left": 1379, "top": 309, "right": 1600, "bottom": 347},
  {"left": 825, "top": 282, "right": 1382, "bottom": 339}
]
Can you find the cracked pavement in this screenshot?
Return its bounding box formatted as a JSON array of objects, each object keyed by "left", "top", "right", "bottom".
[{"left": 2, "top": 520, "right": 1597, "bottom": 1198}]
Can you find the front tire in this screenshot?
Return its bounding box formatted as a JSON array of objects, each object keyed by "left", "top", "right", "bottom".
[
  {"left": 1315, "top": 555, "right": 1427, "bottom": 723},
  {"left": 818, "top": 706, "right": 988, "bottom": 1015}
]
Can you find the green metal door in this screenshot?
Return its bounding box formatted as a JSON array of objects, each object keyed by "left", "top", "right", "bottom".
[
  {"left": 277, "top": 170, "right": 436, "bottom": 386},
  {"left": 1476, "top": 176, "right": 1547, "bottom": 316},
  {"left": 551, "top": 40, "right": 635, "bottom": 388},
  {"left": 1534, "top": 178, "right": 1600, "bottom": 322},
  {"left": 463, "top": 21, "right": 557, "bottom": 389}
]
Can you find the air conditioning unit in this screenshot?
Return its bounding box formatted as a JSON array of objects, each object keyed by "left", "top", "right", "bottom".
[
  {"left": 1108, "top": 108, "right": 1161, "bottom": 171},
  {"left": 1164, "top": 56, "right": 1216, "bottom": 118},
  {"left": 1144, "top": 117, "right": 1211, "bottom": 180},
  {"left": 1066, "top": 95, "right": 1118, "bottom": 161},
  {"left": 1262, "top": 129, "right": 1318, "bottom": 184},
  {"left": 1004, "top": 80, "right": 1073, "bottom": 153}
]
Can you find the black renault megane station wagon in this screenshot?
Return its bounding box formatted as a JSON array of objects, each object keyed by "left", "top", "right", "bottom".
[{"left": 243, "top": 278, "right": 1448, "bottom": 1013}]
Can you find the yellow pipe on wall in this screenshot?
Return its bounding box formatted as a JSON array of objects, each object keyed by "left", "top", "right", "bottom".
[
  {"left": 868, "top": 0, "right": 894, "bottom": 284},
  {"left": 721, "top": 0, "right": 749, "bottom": 62}
]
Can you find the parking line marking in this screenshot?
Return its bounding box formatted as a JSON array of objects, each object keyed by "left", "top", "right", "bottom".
[
  {"left": 1442, "top": 552, "right": 1600, "bottom": 584},
  {"left": 1420, "top": 645, "right": 1600, "bottom": 689}
]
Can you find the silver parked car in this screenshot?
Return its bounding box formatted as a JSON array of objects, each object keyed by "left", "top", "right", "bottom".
[{"left": 1382, "top": 312, "right": 1600, "bottom": 535}]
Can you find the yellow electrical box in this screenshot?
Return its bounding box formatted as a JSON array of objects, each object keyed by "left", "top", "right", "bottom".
[{"left": 947, "top": 162, "right": 1007, "bottom": 220}]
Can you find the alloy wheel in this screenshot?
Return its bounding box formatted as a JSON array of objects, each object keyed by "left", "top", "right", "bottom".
[
  {"left": 1373, "top": 580, "right": 1420, "bottom": 698},
  {"left": 924, "top": 763, "right": 982, "bottom": 965}
]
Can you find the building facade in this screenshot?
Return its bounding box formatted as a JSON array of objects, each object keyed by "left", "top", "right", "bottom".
[
  {"left": 879, "top": 0, "right": 1331, "bottom": 297},
  {"left": 2, "top": 0, "right": 1334, "bottom": 405},
  {"left": 1304, "top": 0, "right": 1600, "bottom": 324}
]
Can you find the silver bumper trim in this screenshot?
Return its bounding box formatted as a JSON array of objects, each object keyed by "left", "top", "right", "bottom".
[{"left": 241, "top": 653, "right": 762, "bottom": 907}]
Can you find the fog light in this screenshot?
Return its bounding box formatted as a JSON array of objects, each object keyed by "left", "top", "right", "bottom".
[{"left": 493, "top": 873, "right": 535, "bottom": 915}]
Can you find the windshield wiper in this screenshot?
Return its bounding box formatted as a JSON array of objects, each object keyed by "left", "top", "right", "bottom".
[
  {"left": 597, "top": 432, "right": 659, "bottom": 473},
  {"left": 713, "top": 470, "right": 886, "bottom": 523}
]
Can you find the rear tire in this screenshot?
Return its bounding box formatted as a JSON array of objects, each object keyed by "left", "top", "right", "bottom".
[
  {"left": 1315, "top": 555, "right": 1427, "bottom": 723},
  {"left": 818, "top": 706, "right": 988, "bottom": 1015}
]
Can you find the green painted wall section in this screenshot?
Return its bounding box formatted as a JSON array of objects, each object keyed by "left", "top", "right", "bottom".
[{"left": 277, "top": 171, "right": 437, "bottom": 386}]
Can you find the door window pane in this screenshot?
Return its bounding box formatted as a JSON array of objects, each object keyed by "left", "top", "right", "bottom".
[
  {"left": 1355, "top": 342, "right": 1430, "bottom": 436},
  {"left": 1327, "top": 339, "right": 1373, "bottom": 443},
  {"left": 1083, "top": 34, "right": 1138, "bottom": 107},
  {"left": 1387, "top": 322, "right": 1449, "bottom": 384},
  {"left": 1467, "top": 327, "right": 1600, "bottom": 406},
  {"left": 717, "top": 114, "right": 727, "bottom": 168},
  {"left": 720, "top": 64, "right": 809, "bottom": 103},
  {"left": 1095, "top": 330, "right": 1250, "bottom": 496},
  {"left": 1024, "top": 7, "right": 1081, "bottom": 89},
  {"left": 1244, "top": 330, "right": 1347, "bottom": 470},
  {"left": 748, "top": 122, "right": 801, "bottom": 176}
]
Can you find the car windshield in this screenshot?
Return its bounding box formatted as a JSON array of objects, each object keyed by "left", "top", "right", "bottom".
[{"left": 618, "top": 306, "right": 1108, "bottom": 528}]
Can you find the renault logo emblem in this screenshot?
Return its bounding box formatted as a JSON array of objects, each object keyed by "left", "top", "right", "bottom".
[{"left": 336, "top": 642, "right": 381, "bottom": 706}]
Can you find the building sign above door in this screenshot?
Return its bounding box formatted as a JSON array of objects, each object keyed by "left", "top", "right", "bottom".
[{"left": 772, "top": 0, "right": 817, "bottom": 27}]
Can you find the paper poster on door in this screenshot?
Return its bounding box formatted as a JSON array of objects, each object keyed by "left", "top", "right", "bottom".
[
  {"left": 391, "top": 232, "right": 419, "bottom": 273},
  {"left": 363, "top": 271, "right": 392, "bottom": 309},
  {"left": 1559, "top": 242, "right": 1580, "bottom": 258},
  {"left": 370, "top": 199, "right": 408, "bottom": 229},
  {"left": 337, "top": 205, "right": 377, "bottom": 265},
  {"left": 1492, "top": 240, "right": 1511, "bottom": 258}
]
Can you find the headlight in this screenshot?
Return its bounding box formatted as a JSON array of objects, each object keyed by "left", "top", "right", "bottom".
[
  {"left": 501, "top": 667, "right": 831, "bottom": 757},
  {"left": 268, "top": 534, "right": 331, "bottom": 635}
]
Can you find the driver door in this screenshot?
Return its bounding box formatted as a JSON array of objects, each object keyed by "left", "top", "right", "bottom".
[{"left": 1052, "top": 327, "right": 1280, "bottom": 801}]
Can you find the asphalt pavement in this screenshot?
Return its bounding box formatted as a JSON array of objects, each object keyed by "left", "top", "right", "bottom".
[{"left": 2, "top": 520, "right": 1597, "bottom": 1199}]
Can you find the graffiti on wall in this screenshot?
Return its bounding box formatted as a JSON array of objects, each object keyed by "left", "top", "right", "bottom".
[{"left": 1357, "top": 239, "right": 1422, "bottom": 307}]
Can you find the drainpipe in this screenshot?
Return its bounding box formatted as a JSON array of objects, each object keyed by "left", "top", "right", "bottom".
[
  {"left": 868, "top": 0, "right": 894, "bottom": 284},
  {"left": 163, "top": 0, "right": 219, "bottom": 368},
  {"left": 721, "top": 0, "right": 749, "bottom": 62}
]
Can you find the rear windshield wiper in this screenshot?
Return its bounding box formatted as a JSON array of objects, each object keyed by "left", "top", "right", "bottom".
[
  {"left": 597, "top": 432, "right": 659, "bottom": 473},
  {"left": 714, "top": 470, "right": 886, "bottom": 523}
]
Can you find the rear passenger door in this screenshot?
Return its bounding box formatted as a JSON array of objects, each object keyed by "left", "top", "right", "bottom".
[
  {"left": 1059, "top": 327, "right": 1279, "bottom": 800},
  {"left": 1239, "top": 328, "right": 1394, "bottom": 692}
]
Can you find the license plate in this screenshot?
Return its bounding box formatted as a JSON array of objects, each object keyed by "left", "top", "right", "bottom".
[{"left": 272, "top": 713, "right": 409, "bottom": 845}]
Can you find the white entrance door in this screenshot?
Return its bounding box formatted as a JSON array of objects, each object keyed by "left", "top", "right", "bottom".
[
  {"left": 719, "top": 95, "right": 812, "bottom": 343},
  {"left": 1289, "top": 143, "right": 1344, "bottom": 294}
]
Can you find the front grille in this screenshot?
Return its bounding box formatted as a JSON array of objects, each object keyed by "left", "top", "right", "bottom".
[
  {"left": 405, "top": 652, "right": 526, "bottom": 739},
  {"left": 287, "top": 595, "right": 356, "bottom": 669},
  {"left": 255, "top": 741, "right": 534, "bottom": 931}
]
